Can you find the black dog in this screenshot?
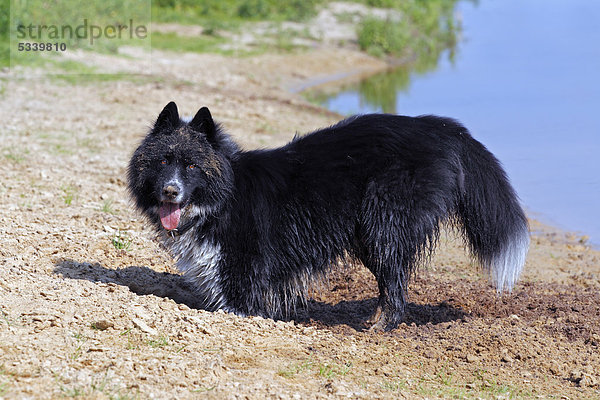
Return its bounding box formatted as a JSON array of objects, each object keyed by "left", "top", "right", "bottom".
[{"left": 128, "top": 102, "right": 529, "bottom": 330}]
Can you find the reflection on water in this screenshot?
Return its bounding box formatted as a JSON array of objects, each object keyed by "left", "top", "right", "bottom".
[
  {"left": 312, "top": 1, "right": 463, "bottom": 114},
  {"left": 355, "top": 65, "right": 422, "bottom": 114},
  {"left": 309, "top": 0, "right": 600, "bottom": 244},
  {"left": 307, "top": 1, "right": 464, "bottom": 113}
]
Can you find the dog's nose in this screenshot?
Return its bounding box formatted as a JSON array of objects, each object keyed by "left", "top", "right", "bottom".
[{"left": 162, "top": 184, "right": 180, "bottom": 200}]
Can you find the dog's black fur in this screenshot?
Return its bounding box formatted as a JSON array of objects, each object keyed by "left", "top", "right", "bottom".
[{"left": 128, "top": 102, "right": 529, "bottom": 330}]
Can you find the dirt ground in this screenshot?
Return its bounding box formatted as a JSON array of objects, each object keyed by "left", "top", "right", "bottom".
[{"left": 1, "top": 42, "right": 600, "bottom": 399}]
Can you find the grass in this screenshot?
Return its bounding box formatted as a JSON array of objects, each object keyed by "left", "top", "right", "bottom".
[
  {"left": 111, "top": 230, "right": 132, "bottom": 251},
  {"left": 61, "top": 184, "right": 78, "bottom": 206},
  {"left": 148, "top": 335, "right": 169, "bottom": 348},
  {"left": 2, "top": 0, "right": 463, "bottom": 72},
  {"left": 150, "top": 0, "right": 461, "bottom": 59},
  {"left": 2, "top": 147, "right": 28, "bottom": 163},
  {"left": 0, "top": 0, "right": 8, "bottom": 68},
  {"left": 150, "top": 31, "right": 225, "bottom": 54},
  {"left": 121, "top": 328, "right": 143, "bottom": 350},
  {"left": 58, "top": 367, "right": 138, "bottom": 399},
  {"left": 100, "top": 199, "right": 116, "bottom": 215},
  {"left": 318, "top": 363, "right": 351, "bottom": 379},
  {"left": 466, "top": 368, "right": 531, "bottom": 399},
  {"left": 1, "top": 309, "right": 10, "bottom": 326},
  {"left": 11, "top": 54, "right": 150, "bottom": 85},
  {"left": 380, "top": 378, "right": 407, "bottom": 392},
  {"left": 175, "top": 345, "right": 188, "bottom": 354},
  {"left": 119, "top": 328, "right": 133, "bottom": 336},
  {"left": 2, "top": 0, "right": 150, "bottom": 70},
  {"left": 151, "top": 0, "right": 323, "bottom": 24},
  {"left": 119, "top": 329, "right": 178, "bottom": 353},
  {"left": 2, "top": 0, "right": 324, "bottom": 63},
  {"left": 9, "top": 0, "right": 150, "bottom": 51},
  {"left": 149, "top": 26, "right": 309, "bottom": 57},
  {"left": 278, "top": 359, "right": 352, "bottom": 380},
  {"left": 278, "top": 359, "right": 315, "bottom": 378},
  {"left": 0, "top": 380, "right": 7, "bottom": 397},
  {"left": 0, "top": 365, "right": 9, "bottom": 397},
  {"left": 278, "top": 359, "right": 529, "bottom": 398},
  {"left": 357, "top": 0, "right": 460, "bottom": 59},
  {"left": 403, "top": 367, "right": 534, "bottom": 399},
  {"left": 357, "top": 16, "right": 409, "bottom": 58},
  {"left": 69, "top": 331, "right": 88, "bottom": 361}
]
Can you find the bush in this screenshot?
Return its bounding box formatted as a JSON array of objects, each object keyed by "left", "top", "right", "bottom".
[
  {"left": 357, "top": 17, "right": 408, "bottom": 58},
  {"left": 357, "top": 0, "right": 460, "bottom": 59},
  {"left": 0, "top": 0, "right": 10, "bottom": 68},
  {"left": 153, "top": 0, "right": 323, "bottom": 22}
]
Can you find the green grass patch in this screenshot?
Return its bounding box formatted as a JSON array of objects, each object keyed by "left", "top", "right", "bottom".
[
  {"left": 357, "top": 0, "right": 460, "bottom": 59},
  {"left": 111, "top": 230, "right": 132, "bottom": 251},
  {"left": 69, "top": 331, "right": 88, "bottom": 360},
  {"left": 318, "top": 362, "right": 351, "bottom": 379},
  {"left": 100, "top": 199, "right": 116, "bottom": 215},
  {"left": 380, "top": 378, "right": 408, "bottom": 392},
  {"left": 61, "top": 184, "right": 78, "bottom": 206},
  {"left": 148, "top": 335, "right": 169, "bottom": 348},
  {"left": 3, "top": 0, "right": 463, "bottom": 70},
  {"left": 150, "top": 31, "right": 225, "bottom": 53},
  {"left": 1, "top": 309, "right": 11, "bottom": 327},
  {"left": 5, "top": 0, "right": 149, "bottom": 70},
  {"left": 0, "top": 0, "right": 8, "bottom": 68},
  {"left": 0, "top": 380, "right": 8, "bottom": 397},
  {"left": 404, "top": 367, "right": 535, "bottom": 399},
  {"left": 58, "top": 367, "right": 138, "bottom": 399},
  {"left": 9, "top": 54, "right": 148, "bottom": 85},
  {"left": 152, "top": 0, "right": 323, "bottom": 24},
  {"left": 10, "top": 0, "right": 150, "bottom": 51},
  {"left": 0, "top": 365, "right": 10, "bottom": 397},
  {"left": 278, "top": 359, "right": 352, "bottom": 380},
  {"left": 358, "top": 16, "right": 410, "bottom": 58},
  {"left": 2, "top": 146, "right": 28, "bottom": 163},
  {"left": 278, "top": 359, "right": 315, "bottom": 378}
]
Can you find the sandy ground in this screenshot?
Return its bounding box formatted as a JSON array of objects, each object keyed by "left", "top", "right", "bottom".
[{"left": 1, "top": 42, "right": 600, "bottom": 399}]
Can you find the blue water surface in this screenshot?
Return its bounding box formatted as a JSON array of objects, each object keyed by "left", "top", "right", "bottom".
[{"left": 320, "top": 0, "right": 600, "bottom": 244}]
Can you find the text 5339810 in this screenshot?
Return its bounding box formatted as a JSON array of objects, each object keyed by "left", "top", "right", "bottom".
[{"left": 17, "top": 42, "right": 67, "bottom": 52}]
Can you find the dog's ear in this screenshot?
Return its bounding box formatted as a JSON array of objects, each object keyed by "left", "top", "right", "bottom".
[
  {"left": 189, "top": 106, "right": 216, "bottom": 142},
  {"left": 153, "top": 101, "right": 180, "bottom": 133}
]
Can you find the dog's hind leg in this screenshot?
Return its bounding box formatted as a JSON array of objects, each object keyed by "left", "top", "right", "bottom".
[
  {"left": 356, "top": 225, "right": 412, "bottom": 331},
  {"left": 358, "top": 172, "right": 446, "bottom": 331},
  {"left": 377, "top": 266, "right": 410, "bottom": 331}
]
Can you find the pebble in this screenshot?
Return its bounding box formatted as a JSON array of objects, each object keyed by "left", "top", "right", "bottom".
[
  {"left": 93, "top": 319, "right": 114, "bottom": 330},
  {"left": 501, "top": 355, "right": 514, "bottom": 363},
  {"left": 132, "top": 318, "right": 158, "bottom": 336},
  {"left": 466, "top": 354, "right": 479, "bottom": 363}
]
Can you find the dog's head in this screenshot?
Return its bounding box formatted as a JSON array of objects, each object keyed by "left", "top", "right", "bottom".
[{"left": 128, "top": 102, "right": 236, "bottom": 231}]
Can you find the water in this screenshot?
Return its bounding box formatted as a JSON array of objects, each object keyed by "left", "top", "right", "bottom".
[{"left": 315, "top": 0, "right": 600, "bottom": 245}]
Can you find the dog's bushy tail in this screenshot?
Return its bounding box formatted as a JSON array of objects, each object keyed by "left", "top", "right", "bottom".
[{"left": 456, "top": 132, "right": 529, "bottom": 292}]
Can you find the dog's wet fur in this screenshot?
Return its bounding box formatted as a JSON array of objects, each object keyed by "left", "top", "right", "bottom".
[{"left": 128, "top": 102, "right": 529, "bottom": 331}]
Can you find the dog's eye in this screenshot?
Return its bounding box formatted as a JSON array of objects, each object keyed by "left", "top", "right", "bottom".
[
  {"left": 188, "top": 164, "right": 197, "bottom": 170},
  {"left": 161, "top": 160, "right": 167, "bottom": 165}
]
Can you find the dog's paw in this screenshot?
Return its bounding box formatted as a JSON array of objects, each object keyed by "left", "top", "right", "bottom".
[
  {"left": 366, "top": 305, "right": 382, "bottom": 325},
  {"left": 367, "top": 308, "right": 402, "bottom": 332}
]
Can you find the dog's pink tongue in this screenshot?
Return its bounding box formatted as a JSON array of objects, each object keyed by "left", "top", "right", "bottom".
[{"left": 159, "top": 203, "right": 181, "bottom": 231}]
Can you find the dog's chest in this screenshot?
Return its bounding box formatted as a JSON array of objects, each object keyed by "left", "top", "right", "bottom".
[{"left": 168, "top": 231, "right": 227, "bottom": 310}]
